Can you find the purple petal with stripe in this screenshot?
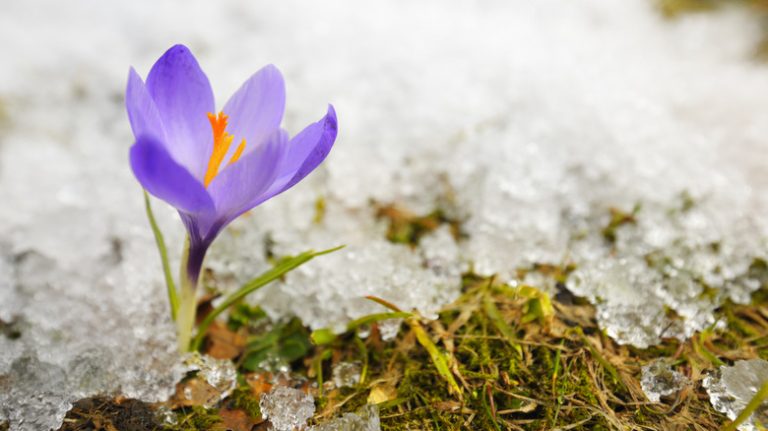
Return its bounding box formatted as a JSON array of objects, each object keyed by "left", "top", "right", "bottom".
[
  {"left": 126, "top": 67, "right": 166, "bottom": 143},
  {"left": 268, "top": 104, "right": 337, "bottom": 196},
  {"left": 223, "top": 64, "right": 285, "bottom": 158},
  {"left": 130, "top": 135, "right": 213, "bottom": 214},
  {"left": 145, "top": 44, "right": 215, "bottom": 180}
]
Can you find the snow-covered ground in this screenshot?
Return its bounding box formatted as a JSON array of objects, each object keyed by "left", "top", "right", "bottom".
[{"left": 1, "top": 1, "right": 767, "bottom": 429}]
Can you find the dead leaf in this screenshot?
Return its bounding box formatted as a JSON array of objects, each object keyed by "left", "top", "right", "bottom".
[
  {"left": 205, "top": 321, "right": 247, "bottom": 360},
  {"left": 168, "top": 377, "right": 221, "bottom": 408},
  {"left": 433, "top": 400, "right": 463, "bottom": 412},
  {"left": 219, "top": 408, "right": 258, "bottom": 431},
  {"left": 367, "top": 384, "right": 397, "bottom": 404},
  {"left": 245, "top": 372, "right": 273, "bottom": 397}
]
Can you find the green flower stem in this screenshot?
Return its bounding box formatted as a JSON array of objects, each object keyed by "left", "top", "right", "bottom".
[
  {"left": 176, "top": 236, "right": 196, "bottom": 352},
  {"left": 190, "top": 245, "right": 344, "bottom": 351},
  {"left": 143, "top": 191, "right": 179, "bottom": 321}
]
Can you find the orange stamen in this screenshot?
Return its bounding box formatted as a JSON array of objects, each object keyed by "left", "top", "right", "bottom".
[
  {"left": 228, "top": 139, "right": 246, "bottom": 166},
  {"left": 204, "top": 112, "right": 247, "bottom": 187}
]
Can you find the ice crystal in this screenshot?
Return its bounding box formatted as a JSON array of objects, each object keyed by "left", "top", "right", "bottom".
[
  {"left": 332, "top": 361, "right": 362, "bottom": 389},
  {"left": 259, "top": 386, "right": 315, "bottom": 431},
  {"left": 310, "top": 405, "right": 380, "bottom": 431},
  {"left": 640, "top": 359, "right": 689, "bottom": 403},
  {"left": 377, "top": 319, "right": 403, "bottom": 342},
  {"left": 704, "top": 359, "right": 768, "bottom": 431},
  {"left": 183, "top": 353, "right": 238, "bottom": 402}
]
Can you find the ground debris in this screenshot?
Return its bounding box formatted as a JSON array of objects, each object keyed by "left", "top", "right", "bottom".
[{"left": 57, "top": 397, "right": 159, "bottom": 431}]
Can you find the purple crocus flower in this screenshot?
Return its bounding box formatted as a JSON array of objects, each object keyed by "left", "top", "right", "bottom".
[{"left": 126, "top": 44, "right": 337, "bottom": 287}]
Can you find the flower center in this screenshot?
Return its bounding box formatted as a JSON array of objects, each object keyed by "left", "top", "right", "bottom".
[{"left": 204, "top": 112, "right": 246, "bottom": 187}]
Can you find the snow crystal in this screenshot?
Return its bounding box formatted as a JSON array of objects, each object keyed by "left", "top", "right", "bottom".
[
  {"left": 183, "top": 353, "right": 238, "bottom": 402},
  {"left": 332, "top": 361, "right": 362, "bottom": 389},
  {"left": 704, "top": 359, "right": 768, "bottom": 431},
  {"left": 640, "top": 359, "right": 689, "bottom": 403},
  {"left": 310, "top": 404, "right": 380, "bottom": 431},
  {"left": 377, "top": 319, "right": 403, "bottom": 342},
  {"left": 260, "top": 386, "right": 315, "bottom": 431},
  {"left": 1, "top": 0, "right": 768, "bottom": 428}
]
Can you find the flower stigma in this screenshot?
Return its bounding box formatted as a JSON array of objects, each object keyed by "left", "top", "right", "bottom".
[{"left": 204, "top": 112, "right": 246, "bottom": 187}]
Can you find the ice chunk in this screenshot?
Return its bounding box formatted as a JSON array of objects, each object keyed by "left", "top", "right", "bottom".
[
  {"left": 640, "top": 359, "right": 689, "bottom": 403},
  {"left": 332, "top": 361, "right": 362, "bottom": 389},
  {"left": 0, "top": 356, "right": 70, "bottom": 431},
  {"left": 260, "top": 386, "right": 315, "bottom": 431},
  {"left": 310, "top": 404, "right": 380, "bottom": 431},
  {"left": 183, "top": 353, "right": 238, "bottom": 401},
  {"left": 704, "top": 359, "right": 768, "bottom": 431},
  {"left": 377, "top": 319, "right": 403, "bottom": 342}
]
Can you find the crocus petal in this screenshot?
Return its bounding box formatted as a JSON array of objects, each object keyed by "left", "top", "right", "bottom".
[
  {"left": 223, "top": 65, "right": 285, "bottom": 158},
  {"left": 130, "top": 135, "right": 213, "bottom": 214},
  {"left": 145, "top": 44, "right": 215, "bottom": 180},
  {"left": 205, "top": 129, "right": 288, "bottom": 230},
  {"left": 126, "top": 67, "right": 166, "bottom": 142},
  {"left": 268, "top": 104, "right": 337, "bottom": 196}
]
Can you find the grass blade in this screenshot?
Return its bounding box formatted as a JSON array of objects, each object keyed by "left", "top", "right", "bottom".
[
  {"left": 143, "top": 191, "right": 178, "bottom": 321},
  {"left": 365, "top": 295, "right": 403, "bottom": 312},
  {"left": 191, "top": 245, "right": 344, "bottom": 351},
  {"left": 347, "top": 311, "right": 413, "bottom": 331},
  {"left": 483, "top": 297, "right": 523, "bottom": 357},
  {"left": 411, "top": 320, "right": 463, "bottom": 396}
]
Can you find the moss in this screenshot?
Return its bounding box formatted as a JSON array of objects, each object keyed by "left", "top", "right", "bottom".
[
  {"left": 376, "top": 203, "right": 461, "bottom": 246},
  {"left": 163, "top": 406, "right": 221, "bottom": 431},
  {"left": 228, "top": 386, "right": 261, "bottom": 419},
  {"left": 601, "top": 205, "right": 638, "bottom": 244}
]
